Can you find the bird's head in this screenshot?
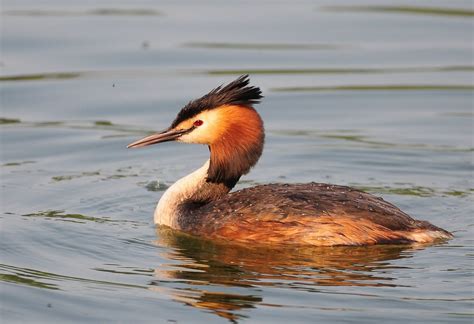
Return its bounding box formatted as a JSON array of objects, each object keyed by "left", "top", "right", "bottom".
[{"left": 127, "top": 75, "right": 264, "bottom": 188}]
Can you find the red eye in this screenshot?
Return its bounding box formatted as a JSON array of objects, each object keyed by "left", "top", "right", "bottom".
[{"left": 193, "top": 120, "right": 204, "bottom": 127}]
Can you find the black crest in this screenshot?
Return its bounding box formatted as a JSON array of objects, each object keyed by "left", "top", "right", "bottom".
[{"left": 171, "top": 75, "right": 263, "bottom": 128}]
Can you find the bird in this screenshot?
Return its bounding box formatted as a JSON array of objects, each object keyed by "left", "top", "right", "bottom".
[{"left": 127, "top": 75, "right": 452, "bottom": 246}]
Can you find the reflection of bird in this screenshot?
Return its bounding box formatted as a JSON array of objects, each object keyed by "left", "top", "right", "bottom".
[
  {"left": 152, "top": 227, "right": 421, "bottom": 321},
  {"left": 155, "top": 227, "right": 415, "bottom": 287},
  {"left": 128, "top": 75, "right": 452, "bottom": 246}
]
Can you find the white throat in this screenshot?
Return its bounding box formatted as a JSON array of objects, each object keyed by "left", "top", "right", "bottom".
[{"left": 154, "top": 160, "right": 230, "bottom": 228}]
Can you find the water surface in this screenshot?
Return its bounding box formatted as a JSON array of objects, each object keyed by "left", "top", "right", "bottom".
[{"left": 1, "top": 0, "right": 473, "bottom": 322}]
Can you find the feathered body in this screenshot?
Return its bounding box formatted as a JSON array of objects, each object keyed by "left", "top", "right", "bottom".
[
  {"left": 128, "top": 75, "right": 452, "bottom": 246},
  {"left": 179, "top": 183, "right": 451, "bottom": 246}
]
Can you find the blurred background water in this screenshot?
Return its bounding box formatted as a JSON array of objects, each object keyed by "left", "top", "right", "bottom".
[{"left": 0, "top": 0, "right": 473, "bottom": 322}]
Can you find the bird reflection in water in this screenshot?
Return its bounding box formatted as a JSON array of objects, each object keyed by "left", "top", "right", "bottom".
[{"left": 150, "top": 227, "right": 426, "bottom": 322}]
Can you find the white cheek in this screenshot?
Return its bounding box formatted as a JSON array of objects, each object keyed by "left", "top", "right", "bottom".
[
  {"left": 176, "top": 111, "right": 220, "bottom": 144},
  {"left": 178, "top": 124, "right": 210, "bottom": 144}
]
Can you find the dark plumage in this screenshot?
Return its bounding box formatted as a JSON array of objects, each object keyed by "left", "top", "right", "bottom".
[
  {"left": 181, "top": 183, "right": 452, "bottom": 246},
  {"left": 171, "top": 75, "right": 263, "bottom": 128}
]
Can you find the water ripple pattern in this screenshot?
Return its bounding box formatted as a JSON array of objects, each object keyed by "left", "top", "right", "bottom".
[{"left": 1, "top": 0, "right": 473, "bottom": 322}]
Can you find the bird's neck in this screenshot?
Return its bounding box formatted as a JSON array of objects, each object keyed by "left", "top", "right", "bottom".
[{"left": 154, "top": 159, "right": 231, "bottom": 228}]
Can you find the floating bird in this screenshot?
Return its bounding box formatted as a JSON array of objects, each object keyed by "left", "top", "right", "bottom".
[{"left": 128, "top": 75, "right": 452, "bottom": 246}]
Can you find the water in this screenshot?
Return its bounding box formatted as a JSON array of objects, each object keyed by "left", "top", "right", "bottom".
[{"left": 1, "top": 0, "right": 473, "bottom": 322}]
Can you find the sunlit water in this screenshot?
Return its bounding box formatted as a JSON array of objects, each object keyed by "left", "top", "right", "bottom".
[{"left": 1, "top": 0, "right": 473, "bottom": 322}]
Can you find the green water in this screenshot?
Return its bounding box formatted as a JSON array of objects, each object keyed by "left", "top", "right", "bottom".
[{"left": 1, "top": 0, "right": 473, "bottom": 322}]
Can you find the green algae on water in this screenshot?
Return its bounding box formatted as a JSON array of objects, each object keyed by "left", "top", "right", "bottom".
[
  {"left": 323, "top": 6, "right": 474, "bottom": 17},
  {"left": 19, "top": 210, "right": 147, "bottom": 225},
  {"left": 52, "top": 171, "right": 100, "bottom": 182},
  {"left": 22, "top": 210, "right": 112, "bottom": 223},
  {"left": 0, "top": 118, "right": 21, "bottom": 124},
  {"left": 443, "top": 190, "right": 472, "bottom": 197},
  {"left": 0, "top": 273, "right": 59, "bottom": 290},
  {"left": 2, "top": 161, "right": 36, "bottom": 167},
  {"left": 94, "top": 120, "right": 114, "bottom": 126},
  {"left": 0, "top": 72, "right": 80, "bottom": 82},
  {"left": 35, "top": 121, "right": 64, "bottom": 126}
]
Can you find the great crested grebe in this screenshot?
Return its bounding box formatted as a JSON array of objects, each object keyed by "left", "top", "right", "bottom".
[{"left": 128, "top": 75, "right": 452, "bottom": 246}]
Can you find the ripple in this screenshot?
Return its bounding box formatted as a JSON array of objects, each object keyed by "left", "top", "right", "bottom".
[
  {"left": 207, "top": 66, "right": 474, "bottom": 75},
  {"left": 137, "top": 180, "right": 170, "bottom": 192},
  {"left": 1, "top": 65, "right": 472, "bottom": 82},
  {"left": 20, "top": 210, "right": 144, "bottom": 225},
  {"left": 440, "top": 112, "right": 474, "bottom": 118},
  {"left": 0, "top": 264, "right": 146, "bottom": 291},
  {"left": 2, "top": 8, "right": 163, "bottom": 17},
  {"left": 272, "top": 129, "right": 473, "bottom": 152},
  {"left": 352, "top": 185, "right": 473, "bottom": 198},
  {"left": 271, "top": 84, "right": 474, "bottom": 92},
  {"left": 0, "top": 118, "right": 154, "bottom": 135},
  {"left": 183, "top": 42, "right": 343, "bottom": 50},
  {"left": 93, "top": 266, "right": 154, "bottom": 276}
]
